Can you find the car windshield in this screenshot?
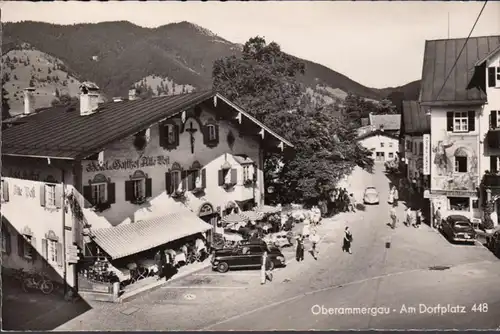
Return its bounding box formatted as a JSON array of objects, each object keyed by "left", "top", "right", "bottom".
[
  {"left": 454, "top": 222, "right": 470, "bottom": 228},
  {"left": 365, "top": 188, "right": 377, "bottom": 194}
]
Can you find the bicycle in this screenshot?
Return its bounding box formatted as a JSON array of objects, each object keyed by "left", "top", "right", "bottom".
[{"left": 22, "top": 271, "right": 54, "bottom": 295}]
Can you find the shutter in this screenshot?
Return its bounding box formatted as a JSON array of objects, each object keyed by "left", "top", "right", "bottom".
[
  {"left": 182, "top": 171, "right": 188, "bottom": 191},
  {"left": 159, "top": 123, "right": 166, "bottom": 148},
  {"left": 5, "top": 231, "right": 11, "bottom": 254},
  {"left": 2, "top": 181, "right": 9, "bottom": 202},
  {"left": 83, "top": 185, "right": 92, "bottom": 208},
  {"left": 489, "top": 67, "right": 496, "bottom": 87},
  {"left": 231, "top": 168, "right": 237, "bottom": 184},
  {"left": 218, "top": 170, "right": 224, "bottom": 186},
  {"left": 56, "top": 242, "right": 63, "bottom": 266},
  {"left": 145, "top": 178, "right": 152, "bottom": 198},
  {"left": 107, "top": 183, "right": 116, "bottom": 204},
  {"left": 468, "top": 110, "right": 475, "bottom": 132},
  {"left": 201, "top": 169, "right": 207, "bottom": 189},
  {"left": 174, "top": 124, "right": 180, "bottom": 146},
  {"left": 18, "top": 235, "right": 24, "bottom": 257},
  {"left": 446, "top": 112, "right": 454, "bottom": 131},
  {"left": 491, "top": 110, "right": 497, "bottom": 129},
  {"left": 165, "top": 172, "right": 172, "bottom": 194},
  {"left": 202, "top": 126, "right": 208, "bottom": 145},
  {"left": 39, "top": 184, "right": 46, "bottom": 207},
  {"left": 54, "top": 184, "right": 63, "bottom": 208},
  {"left": 30, "top": 237, "right": 37, "bottom": 260},
  {"left": 187, "top": 172, "right": 194, "bottom": 191},
  {"left": 214, "top": 124, "right": 220, "bottom": 144},
  {"left": 41, "top": 238, "right": 48, "bottom": 259},
  {"left": 491, "top": 156, "right": 498, "bottom": 173},
  {"left": 125, "top": 180, "right": 134, "bottom": 202}
]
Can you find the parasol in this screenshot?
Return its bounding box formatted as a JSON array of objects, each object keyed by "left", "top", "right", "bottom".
[
  {"left": 241, "top": 210, "right": 264, "bottom": 221},
  {"left": 221, "top": 213, "right": 248, "bottom": 225}
]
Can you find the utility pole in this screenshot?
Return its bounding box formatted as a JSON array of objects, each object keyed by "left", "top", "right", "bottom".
[{"left": 447, "top": 12, "right": 450, "bottom": 39}]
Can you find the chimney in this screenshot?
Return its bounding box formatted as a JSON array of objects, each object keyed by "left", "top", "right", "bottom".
[
  {"left": 23, "top": 87, "right": 36, "bottom": 115},
  {"left": 128, "top": 88, "right": 138, "bottom": 101},
  {"left": 79, "top": 82, "right": 100, "bottom": 116}
]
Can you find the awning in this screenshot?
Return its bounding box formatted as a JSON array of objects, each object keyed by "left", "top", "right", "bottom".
[{"left": 91, "top": 212, "right": 213, "bottom": 260}]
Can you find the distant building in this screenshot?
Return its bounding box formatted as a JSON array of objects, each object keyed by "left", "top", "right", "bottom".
[{"left": 357, "top": 129, "right": 399, "bottom": 163}]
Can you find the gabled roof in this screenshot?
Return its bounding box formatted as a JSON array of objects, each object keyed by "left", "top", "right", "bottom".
[
  {"left": 420, "top": 35, "right": 500, "bottom": 106},
  {"left": 2, "top": 90, "right": 293, "bottom": 160},
  {"left": 356, "top": 129, "right": 399, "bottom": 141},
  {"left": 369, "top": 114, "right": 401, "bottom": 131},
  {"left": 402, "top": 101, "right": 430, "bottom": 135}
]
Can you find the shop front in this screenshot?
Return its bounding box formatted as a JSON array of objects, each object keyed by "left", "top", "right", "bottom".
[{"left": 77, "top": 210, "right": 212, "bottom": 302}]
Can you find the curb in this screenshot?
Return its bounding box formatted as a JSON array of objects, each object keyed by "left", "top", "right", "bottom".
[{"left": 116, "top": 261, "right": 212, "bottom": 303}]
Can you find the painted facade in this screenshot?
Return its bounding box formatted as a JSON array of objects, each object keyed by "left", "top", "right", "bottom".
[
  {"left": 358, "top": 133, "right": 399, "bottom": 162},
  {"left": 80, "top": 106, "right": 263, "bottom": 227},
  {"left": 429, "top": 106, "right": 483, "bottom": 219}
]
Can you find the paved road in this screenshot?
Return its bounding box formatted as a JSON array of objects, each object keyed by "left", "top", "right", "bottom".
[{"left": 56, "top": 164, "right": 500, "bottom": 331}]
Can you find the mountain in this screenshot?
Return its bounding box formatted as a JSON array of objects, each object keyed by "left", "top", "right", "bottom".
[{"left": 3, "top": 21, "right": 419, "bottom": 114}]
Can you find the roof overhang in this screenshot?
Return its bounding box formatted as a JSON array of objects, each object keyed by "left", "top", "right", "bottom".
[
  {"left": 420, "top": 100, "right": 486, "bottom": 107},
  {"left": 356, "top": 129, "right": 399, "bottom": 141},
  {"left": 475, "top": 45, "right": 500, "bottom": 67}
]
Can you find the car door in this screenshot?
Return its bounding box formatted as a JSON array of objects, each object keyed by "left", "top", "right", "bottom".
[
  {"left": 230, "top": 246, "right": 249, "bottom": 268},
  {"left": 442, "top": 218, "right": 451, "bottom": 236},
  {"left": 247, "top": 245, "right": 265, "bottom": 268}
]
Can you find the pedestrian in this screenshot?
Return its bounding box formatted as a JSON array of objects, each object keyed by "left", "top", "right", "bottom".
[
  {"left": 309, "top": 229, "right": 320, "bottom": 260},
  {"left": 416, "top": 209, "right": 422, "bottom": 228},
  {"left": 342, "top": 227, "right": 353, "bottom": 254},
  {"left": 154, "top": 248, "right": 167, "bottom": 280},
  {"left": 295, "top": 235, "right": 305, "bottom": 262},
  {"left": 348, "top": 193, "right": 357, "bottom": 212},
  {"left": 434, "top": 207, "right": 442, "bottom": 229},
  {"left": 390, "top": 206, "right": 398, "bottom": 229},
  {"left": 261, "top": 251, "right": 273, "bottom": 284},
  {"left": 392, "top": 186, "right": 399, "bottom": 207},
  {"left": 405, "top": 207, "right": 412, "bottom": 227}
]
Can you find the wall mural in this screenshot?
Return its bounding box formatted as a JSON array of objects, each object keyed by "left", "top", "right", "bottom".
[{"left": 431, "top": 135, "right": 478, "bottom": 192}]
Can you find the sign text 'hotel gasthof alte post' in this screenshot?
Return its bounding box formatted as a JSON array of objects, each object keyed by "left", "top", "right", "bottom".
[{"left": 85, "top": 155, "right": 170, "bottom": 173}]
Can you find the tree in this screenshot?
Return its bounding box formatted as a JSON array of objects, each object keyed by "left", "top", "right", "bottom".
[
  {"left": 2, "top": 87, "right": 12, "bottom": 120},
  {"left": 51, "top": 93, "right": 78, "bottom": 107},
  {"left": 213, "top": 36, "right": 373, "bottom": 205}
]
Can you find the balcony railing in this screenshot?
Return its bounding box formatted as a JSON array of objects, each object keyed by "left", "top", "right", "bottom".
[{"left": 483, "top": 174, "right": 500, "bottom": 188}]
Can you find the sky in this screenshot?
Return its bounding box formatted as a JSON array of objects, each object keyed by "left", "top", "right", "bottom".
[{"left": 2, "top": 1, "right": 499, "bottom": 89}]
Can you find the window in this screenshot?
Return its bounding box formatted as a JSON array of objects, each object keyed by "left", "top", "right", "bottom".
[
  {"left": 472, "top": 199, "right": 479, "bottom": 209},
  {"left": 47, "top": 239, "right": 57, "bottom": 264},
  {"left": 166, "top": 124, "right": 175, "bottom": 145},
  {"left": 388, "top": 152, "right": 394, "bottom": 159},
  {"left": 491, "top": 110, "right": 500, "bottom": 129},
  {"left": 454, "top": 157, "right": 468, "bottom": 173},
  {"left": 1, "top": 180, "right": 4, "bottom": 202},
  {"left": 171, "top": 170, "right": 182, "bottom": 191},
  {"left": 91, "top": 183, "right": 107, "bottom": 204},
  {"left": 1, "top": 228, "right": 9, "bottom": 253},
  {"left": 406, "top": 140, "right": 411, "bottom": 151},
  {"left": 413, "top": 142, "right": 417, "bottom": 154},
  {"left": 207, "top": 124, "right": 216, "bottom": 141},
  {"left": 419, "top": 142, "right": 423, "bottom": 154},
  {"left": 488, "top": 67, "right": 498, "bottom": 88},
  {"left": 448, "top": 197, "right": 470, "bottom": 211},
  {"left": 45, "top": 184, "right": 56, "bottom": 207},
  {"left": 453, "top": 111, "right": 468, "bottom": 132},
  {"left": 132, "top": 179, "right": 145, "bottom": 199},
  {"left": 388, "top": 142, "right": 393, "bottom": 148},
  {"left": 380, "top": 142, "right": 384, "bottom": 148},
  {"left": 243, "top": 165, "right": 250, "bottom": 181},
  {"left": 23, "top": 235, "right": 34, "bottom": 259}
]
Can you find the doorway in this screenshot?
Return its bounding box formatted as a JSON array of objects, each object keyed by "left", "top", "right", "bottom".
[{"left": 375, "top": 152, "right": 385, "bottom": 162}]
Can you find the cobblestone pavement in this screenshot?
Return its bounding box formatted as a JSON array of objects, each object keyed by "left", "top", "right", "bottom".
[{"left": 56, "top": 165, "right": 498, "bottom": 331}]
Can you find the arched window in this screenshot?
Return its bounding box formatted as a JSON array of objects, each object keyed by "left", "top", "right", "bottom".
[
  {"left": 43, "top": 175, "right": 58, "bottom": 208},
  {"left": 91, "top": 174, "right": 108, "bottom": 204},
  {"left": 167, "top": 163, "right": 183, "bottom": 194},
  {"left": 159, "top": 121, "right": 179, "bottom": 150},
  {"left": 454, "top": 147, "right": 469, "bottom": 173},
  {"left": 188, "top": 161, "right": 205, "bottom": 191},
  {"left": 207, "top": 124, "right": 216, "bottom": 141},
  {"left": 203, "top": 119, "right": 219, "bottom": 148}
]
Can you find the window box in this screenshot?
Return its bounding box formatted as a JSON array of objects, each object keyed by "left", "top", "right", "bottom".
[
  {"left": 91, "top": 201, "right": 112, "bottom": 213},
  {"left": 131, "top": 196, "right": 147, "bottom": 205},
  {"left": 171, "top": 189, "right": 186, "bottom": 199},
  {"left": 223, "top": 182, "right": 236, "bottom": 190}
]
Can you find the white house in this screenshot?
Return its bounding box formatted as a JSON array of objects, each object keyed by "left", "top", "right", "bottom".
[
  {"left": 357, "top": 129, "right": 399, "bottom": 162},
  {"left": 1, "top": 85, "right": 293, "bottom": 289},
  {"left": 419, "top": 35, "right": 500, "bottom": 222}
]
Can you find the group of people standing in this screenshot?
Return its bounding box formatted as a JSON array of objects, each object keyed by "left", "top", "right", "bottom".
[
  {"left": 388, "top": 184, "right": 424, "bottom": 229},
  {"left": 331, "top": 188, "right": 357, "bottom": 214}
]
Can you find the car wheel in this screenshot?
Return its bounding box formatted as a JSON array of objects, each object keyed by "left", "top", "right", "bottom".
[
  {"left": 267, "top": 261, "right": 275, "bottom": 271},
  {"left": 216, "top": 262, "right": 229, "bottom": 273}
]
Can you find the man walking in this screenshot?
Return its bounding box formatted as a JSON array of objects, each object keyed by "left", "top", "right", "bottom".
[
  {"left": 342, "top": 227, "right": 353, "bottom": 254},
  {"left": 390, "top": 206, "right": 398, "bottom": 229},
  {"left": 434, "top": 206, "right": 442, "bottom": 229},
  {"left": 309, "top": 229, "right": 320, "bottom": 260}
]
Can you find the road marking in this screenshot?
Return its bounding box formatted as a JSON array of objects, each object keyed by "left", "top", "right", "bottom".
[
  {"left": 161, "top": 286, "right": 247, "bottom": 290},
  {"left": 201, "top": 259, "right": 495, "bottom": 330},
  {"left": 192, "top": 273, "right": 260, "bottom": 277}
]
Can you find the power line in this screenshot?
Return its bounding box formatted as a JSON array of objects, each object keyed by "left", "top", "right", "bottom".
[{"left": 434, "top": 0, "right": 488, "bottom": 101}]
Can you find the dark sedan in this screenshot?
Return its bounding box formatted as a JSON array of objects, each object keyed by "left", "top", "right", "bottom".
[
  {"left": 211, "top": 240, "right": 286, "bottom": 273},
  {"left": 486, "top": 227, "right": 500, "bottom": 256},
  {"left": 440, "top": 215, "right": 477, "bottom": 244}
]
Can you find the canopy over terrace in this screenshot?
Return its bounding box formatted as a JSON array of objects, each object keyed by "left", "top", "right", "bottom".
[{"left": 90, "top": 211, "right": 212, "bottom": 260}]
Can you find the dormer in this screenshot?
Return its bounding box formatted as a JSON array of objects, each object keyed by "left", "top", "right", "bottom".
[{"left": 79, "top": 82, "right": 100, "bottom": 116}]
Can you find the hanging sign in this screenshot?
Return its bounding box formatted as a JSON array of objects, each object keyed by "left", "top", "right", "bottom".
[{"left": 423, "top": 134, "right": 431, "bottom": 175}]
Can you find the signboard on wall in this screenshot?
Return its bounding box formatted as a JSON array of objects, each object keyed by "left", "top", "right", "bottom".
[{"left": 423, "top": 134, "right": 430, "bottom": 175}]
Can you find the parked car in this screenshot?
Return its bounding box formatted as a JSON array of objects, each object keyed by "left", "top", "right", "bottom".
[
  {"left": 486, "top": 227, "right": 500, "bottom": 256},
  {"left": 440, "top": 215, "right": 477, "bottom": 244},
  {"left": 363, "top": 187, "right": 380, "bottom": 205},
  {"left": 211, "top": 240, "right": 286, "bottom": 273}
]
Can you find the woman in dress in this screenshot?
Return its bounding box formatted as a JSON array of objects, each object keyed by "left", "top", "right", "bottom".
[
  {"left": 342, "top": 227, "right": 353, "bottom": 254},
  {"left": 295, "top": 235, "right": 305, "bottom": 262}
]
